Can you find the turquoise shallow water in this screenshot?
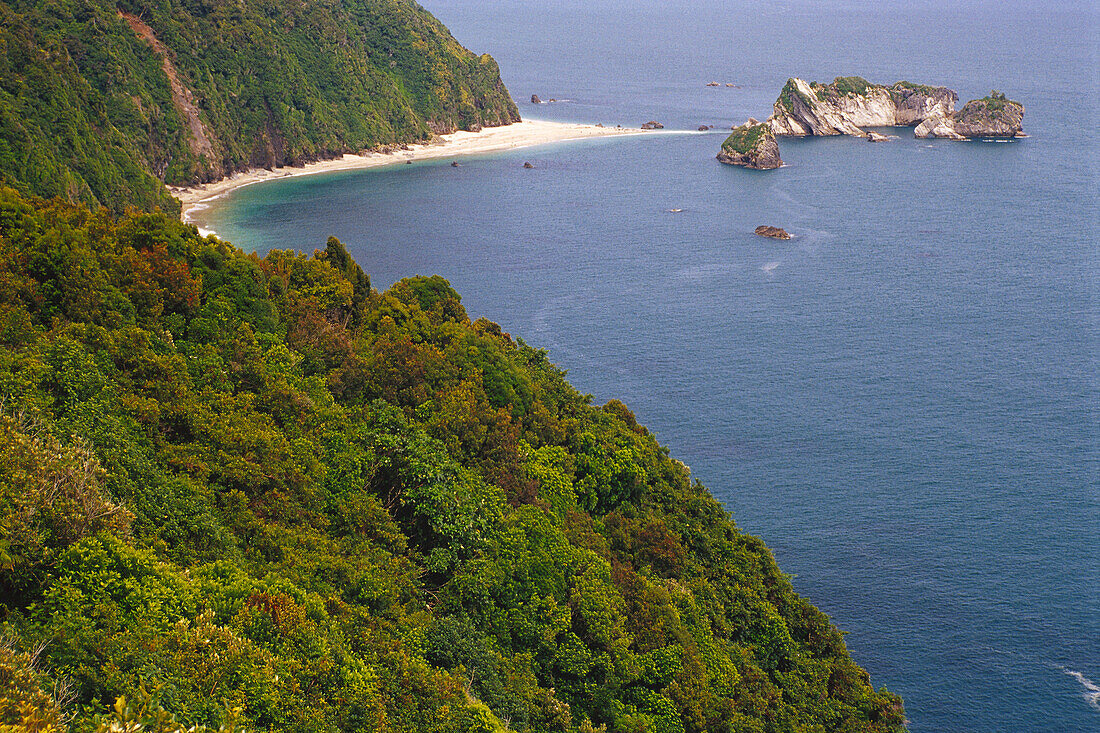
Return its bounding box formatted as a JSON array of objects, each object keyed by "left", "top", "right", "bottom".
[{"left": 199, "top": 1, "right": 1098, "bottom": 730}]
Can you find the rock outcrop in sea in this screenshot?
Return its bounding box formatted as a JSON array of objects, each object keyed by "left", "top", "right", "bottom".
[
  {"left": 755, "top": 225, "right": 791, "bottom": 239},
  {"left": 767, "top": 77, "right": 958, "bottom": 137},
  {"left": 915, "top": 91, "right": 1025, "bottom": 139},
  {"left": 717, "top": 121, "right": 782, "bottom": 169},
  {"left": 718, "top": 77, "right": 1024, "bottom": 171},
  {"left": 767, "top": 77, "right": 1025, "bottom": 140}
]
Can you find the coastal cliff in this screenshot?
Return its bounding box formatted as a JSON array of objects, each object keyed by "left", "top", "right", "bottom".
[
  {"left": 768, "top": 77, "right": 958, "bottom": 137},
  {"left": 0, "top": 0, "right": 520, "bottom": 214},
  {"left": 718, "top": 121, "right": 782, "bottom": 169}
]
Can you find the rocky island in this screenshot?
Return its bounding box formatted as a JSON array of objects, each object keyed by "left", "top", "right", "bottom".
[
  {"left": 719, "top": 76, "right": 1025, "bottom": 168},
  {"left": 915, "top": 90, "right": 1026, "bottom": 139},
  {"left": 717, "top": 120, "right": 782, "bottom": 169},
  {"left": 768, "top": 77, "right": 957, "bottom": 137},
  {"left": 767, "top": 77, "right": 1025, "bottom": 140}
]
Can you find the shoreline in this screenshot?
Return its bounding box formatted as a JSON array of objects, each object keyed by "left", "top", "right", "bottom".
[{"left": 175, "top": 119, "right": 688, "bottom": 229}]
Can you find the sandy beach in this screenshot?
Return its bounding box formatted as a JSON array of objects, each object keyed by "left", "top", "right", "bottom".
[{"left": 175, "top": 119, "right": 670, "bottom": 227}]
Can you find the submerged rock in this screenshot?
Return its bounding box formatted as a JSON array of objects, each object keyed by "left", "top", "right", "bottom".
[
  {"left": 717, "top": 121, "right": 782, "bottom": 170},
  {"left": 641, "top": 120, "right": 665, "bottom": 130},
  {"left": 754, "top": 225, "right": 791, "bottom": 239}
]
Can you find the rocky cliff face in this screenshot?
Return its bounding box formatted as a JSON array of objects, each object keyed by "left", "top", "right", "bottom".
[
  {"left": 718, "top": 121, "right": 782, "bottom": 169},
  {"left": 768, "top": 77, "right": 957, "bottom": 137},
  {"left": 916, "top": 92, "right": 1025, "bottom": 139}
]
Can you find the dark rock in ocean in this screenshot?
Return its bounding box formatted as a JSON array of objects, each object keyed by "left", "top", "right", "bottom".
[
  {"left": 641, "top": 120, "right": 665, "bottom": 130},
  {"left": 531, "top": 94, "right": 542, "bottom": 104},
  {"left": 717, "top": 121, "right": 782, "bottom": 170},
  {"left": 451, "top": 161, "right": 459, "bottom": 167},
  {"left": 698, "top": 125, "right": 710, "bottom": 131},
  {"left": 706, "top": 81, "right": 720, "bottom": 87},
  {"left": 754, "top": 225, "right": 791, "bottom": 239},
  {"left": 866, "top": 131, "right": 890, "bottom": 142},
  {"left": 523, "top": 162, "right": 534, "bottom": 169},
  {"left": 405, "top": 159, "right": 413, "bottom": 164}
]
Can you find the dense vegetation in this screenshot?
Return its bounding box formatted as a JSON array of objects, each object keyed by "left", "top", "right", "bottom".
[
  {"left": 0, "top": 0, "right": 519, "bottom": 215},
  {"left": 810, "top": 76, "right": 873, "bottom": 98},
  {"left": 971, "top": 90, "right": 1015, "bottom": 111},
  {"left": 720, "top": 124, "right": 770, "bottom": 156},
  {"left": 0, "top": 187, "right": 905, "bottom": 732}
]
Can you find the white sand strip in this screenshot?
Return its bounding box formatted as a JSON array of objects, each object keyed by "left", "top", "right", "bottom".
[{"left": 175, "top": 119, "right": 685, "bottom": 225}]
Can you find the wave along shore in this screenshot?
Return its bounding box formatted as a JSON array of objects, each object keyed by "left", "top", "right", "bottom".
[{"left": 175, "top": 119, "right": 672, "bottom": 229}]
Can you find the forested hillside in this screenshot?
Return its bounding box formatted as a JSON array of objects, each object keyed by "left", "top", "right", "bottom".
[
  {"left": 0, "top": 0, "right": 519, "bottom": 214},
  {"left": 0, "top": 187, "right": 905, "bottom": 732}
]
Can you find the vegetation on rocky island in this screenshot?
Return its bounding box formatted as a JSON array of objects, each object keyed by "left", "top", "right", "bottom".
[
  {"left": 0, "top": 187, "right": 905, "bottom": 732},
  {"left": 812, "top": 76, "right": 874, "bottom": 98},
  {"left": 972, "top": 90, "right": 1016, "bottom": 111},
  {"left": 776, "top": 78, "right": 816, "bottom": 113},
  {"left": 720, "top": 124, "right": 770, "bottom": 156}
]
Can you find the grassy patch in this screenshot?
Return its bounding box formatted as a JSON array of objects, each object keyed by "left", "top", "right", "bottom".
[
  {"left": 976, "top": 90, "right": 1016, "bottom": 111},
  {"left": 831, "top": 76, "right": 875, "bottom": 96},
  {"left": 777, "top": 78, "right": 816, "bottom": 112},
  {"left": 722, "top": 123, "right": 769, "bottom": 154}
]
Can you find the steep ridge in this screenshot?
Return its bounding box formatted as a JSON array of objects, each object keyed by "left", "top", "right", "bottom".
[
  {"left": 119, "top": 12, "right": 216, "bottom": 164},
  {"left": 0, "top": 187, "right": 907, "bottom": 733},
  {"left": 0, "top": 0, "right": 519, "bottom": 214}
]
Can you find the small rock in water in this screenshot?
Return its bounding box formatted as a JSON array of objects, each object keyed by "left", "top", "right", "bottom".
[
  {"left": 405, "top": 159, "right": 412, "bottom": 164},
  {"left": 866, "top": 131, "right": 890, "bottom": 142},
  {"left": 451, "top": 161, "right": 459, "bottom": 167},
  {"left": 531, "top": 94, "right": 542, "bottom": 104},
  {"left": 698, "top": 125, "right": 709, "bottom": 131},
  {"left": 641, "top": 120, "right": 665, "bottom": 130},
  {"left": 706, "top": 81, "right": 720, "bottom": 87},
  {"left": 754, "top": 225, "right": 791, "bottom": 240},
  {"left": 523, "top": 162, "right": 534, "bottom": 169}
]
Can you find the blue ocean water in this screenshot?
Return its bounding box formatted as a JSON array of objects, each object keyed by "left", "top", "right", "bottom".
[{"left": 198, "top": 1, "right": 1099, "bottom": 730}]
